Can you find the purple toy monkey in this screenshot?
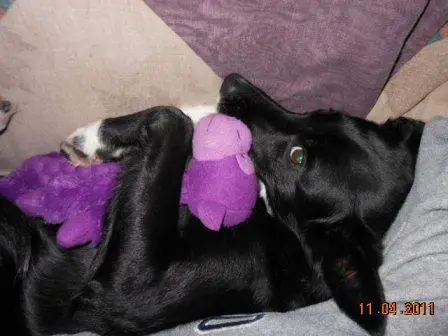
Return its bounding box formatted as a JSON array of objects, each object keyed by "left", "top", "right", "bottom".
[{"left": 180, "top": 113, "right": 258, "bottom": 231}]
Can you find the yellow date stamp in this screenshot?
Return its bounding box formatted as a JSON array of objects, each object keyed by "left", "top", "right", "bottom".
[{"left": 359, "top": 302, "right": 435, "bottom": 316}]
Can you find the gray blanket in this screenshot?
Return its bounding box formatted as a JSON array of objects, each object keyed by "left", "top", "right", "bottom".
[{"left": 63, "top": 117, "right": 448, "bottom": 336}]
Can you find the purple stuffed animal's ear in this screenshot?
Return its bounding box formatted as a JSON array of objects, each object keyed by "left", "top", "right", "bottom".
[
  {"left": 236, "top": 153, "right": 255, "bottom": 175},
  {"left": 235, "top": 122, "right": 252, "bottom": 154}
]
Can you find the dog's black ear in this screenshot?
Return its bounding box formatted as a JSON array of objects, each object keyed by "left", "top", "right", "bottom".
[
  {"left": 381, "top": 117, "right": 424, "bottom": 146},
  {"left": 306, "top": 219, "right": 386, "bottom": 336}
]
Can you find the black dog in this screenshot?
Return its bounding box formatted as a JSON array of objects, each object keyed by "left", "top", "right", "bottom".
[{"left": 0, "top": 74, "right": 423, "bottom": 336}]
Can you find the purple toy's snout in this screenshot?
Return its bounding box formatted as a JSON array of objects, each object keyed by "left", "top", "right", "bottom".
[{"left": 193, "top": 114, "right": 252, "bottom": 161}]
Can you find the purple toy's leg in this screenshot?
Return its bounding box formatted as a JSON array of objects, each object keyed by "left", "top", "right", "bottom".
[
  {"left": 57, "top": 207, "right": 103, "bottom": 248},
  {"left": 195, "top": 201, "right": 226, "bottom": 231},
  {"left": 223, "top": 210, "right": 253, "bottom": 228}
]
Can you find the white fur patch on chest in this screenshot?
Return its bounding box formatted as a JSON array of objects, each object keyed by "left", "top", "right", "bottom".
[
  {"left": 180, "top": 104, "right": 218, "bottom": 124},
  {"left": 259, "top": 181, "right": 273, "bottom": 216}
]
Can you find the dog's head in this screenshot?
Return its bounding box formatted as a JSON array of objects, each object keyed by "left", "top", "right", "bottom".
[
  {"left": 219, "top": 74, "right": 424, "bottom": 335},
  {"left": 0, "top": 97, "right": 14, "bottom": 134}
]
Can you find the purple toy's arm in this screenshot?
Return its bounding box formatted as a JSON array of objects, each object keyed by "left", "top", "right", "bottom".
[{"left": 180, "top": 172, "right": 190, "bottom": 205}]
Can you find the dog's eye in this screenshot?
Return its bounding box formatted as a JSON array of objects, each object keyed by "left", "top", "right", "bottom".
[{"left": 290, "top": 146, "right": 306, "bottom": 167}]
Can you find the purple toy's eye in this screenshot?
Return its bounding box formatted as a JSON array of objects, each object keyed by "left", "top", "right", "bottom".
[{"left": 290, "top": 146, "right": 306, "bottom": 167}]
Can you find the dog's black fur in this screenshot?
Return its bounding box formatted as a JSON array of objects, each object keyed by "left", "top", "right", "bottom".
[{"left": 0, "top": 74, "right": 424, "bottom": 336}]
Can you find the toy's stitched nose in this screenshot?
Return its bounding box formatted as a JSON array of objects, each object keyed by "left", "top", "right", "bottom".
[{"left": 1, "top": 100, "right": 11, "bottom": 113}]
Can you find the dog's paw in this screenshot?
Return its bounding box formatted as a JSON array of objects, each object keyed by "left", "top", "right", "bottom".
[
  {"left": 61, "top": 104, "right": 216, "bottom": 167},
  {"left": 61, "top": 120, "right": 109, "bottom": 167}
]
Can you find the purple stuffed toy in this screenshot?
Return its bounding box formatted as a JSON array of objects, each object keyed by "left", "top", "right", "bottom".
[
  {"left": 0, "top": 152, "right": 121, "bottom": 248},
  {"left": 180, "top": 113, "right": 258, "bottom": 231},
  {"left": 0, "top": 113, "right": 257, "bottom": 248}
]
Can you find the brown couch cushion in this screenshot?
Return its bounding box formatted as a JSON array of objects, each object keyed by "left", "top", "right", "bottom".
[{"left": 0, "top": 0, "right": 221, "bottom": 171}]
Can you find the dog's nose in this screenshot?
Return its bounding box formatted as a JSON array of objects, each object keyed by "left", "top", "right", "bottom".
[
  {"left": 220, "top": 73, "right": 251, "bottom": 97},
  {"left": 2, "top": 100, "right": 11, "bottom": 113}
]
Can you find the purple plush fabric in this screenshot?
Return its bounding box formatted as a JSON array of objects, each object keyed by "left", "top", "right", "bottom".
[
  {"left": 0, "top": 152, "right": 122, "bottom": 248},
  {"left": 181, "top": 157, "right": 258, "bottom": 230},
  {"left": 193, "top": 113, "right": 255, "bottom": 174},
  {"left": 145, "top": 0, "right": 448, "bottom": 117},
  {"left": 180, "top": 114, "right": 258, "bottom": 231}
]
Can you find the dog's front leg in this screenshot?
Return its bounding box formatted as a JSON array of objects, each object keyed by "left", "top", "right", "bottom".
[
  {"left": 71, "top": 107, "right": 256, "bottom": 335},
  {"left": 68, "top": 107, "right": 199, "bottom": 334},
  {"left": 98, "top": 107, "right": 193, "bottom": 273}
]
